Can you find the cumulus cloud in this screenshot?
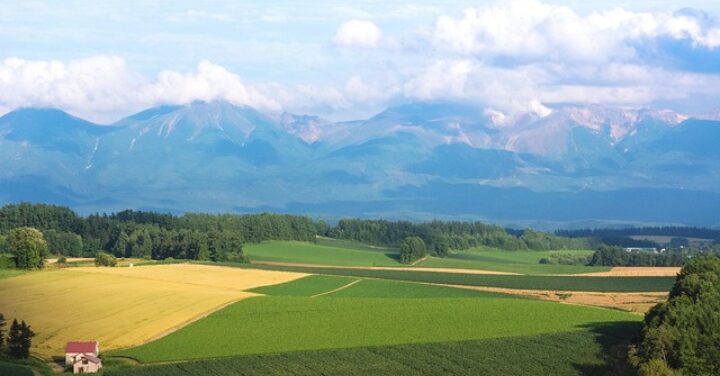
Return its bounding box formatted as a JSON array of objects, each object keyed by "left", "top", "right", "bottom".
[
  {"left": 430, "top": 0, "right": 720, "bottom": 63},
  {"left": 2, "top": 1, "right": 720, "bottom": 123},
  {"left": 0, "top": 57, "right": 280, "bottom": 122},
  {"left": 332, "top": 20, "right": 382, "bottom": 48},
  {"left": 146, "top": 60, "right": 280, "bottom": 111},
  {"left": 0, "top": 56, "right": 142, "bottom": 121}
]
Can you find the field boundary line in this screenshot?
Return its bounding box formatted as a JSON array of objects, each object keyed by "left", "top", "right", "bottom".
[{"left": 311, "top": 279, "right": 362, "bottom": 298}]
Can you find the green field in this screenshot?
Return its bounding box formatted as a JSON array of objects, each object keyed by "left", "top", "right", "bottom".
[
  {"left": 104, "top": 323, "right": 639, "bottom": 376},
  {"left": 113, "top": 276, "right": 638, "bottom": 363},
  {"left": 232, "top": 263, "right": 675, "bottom": 292},
  {"left": 249, "top": 275, "right": 359, "bottom": 296},
  {"left": 251, "top": 275, "right": 509, "bottom": 298},
  {"left": 244, "top": 240, "right": 401, "bottom": 266},
  {"left": 0, "top": 269, "right": 26, "bottom": 279},
  {"left": 0, "top": 362, "right": 33, "bottom": 376},
  {"left": 245, "top": 241, "right": 611, "bottom": 275},
  {"left": 418, "top": 248, "right": 609, "bottom": 275}
]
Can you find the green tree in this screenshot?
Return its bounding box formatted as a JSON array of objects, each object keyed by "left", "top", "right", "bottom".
[
  {"left": 7, "top": 227, "right": 47, "bottom": 269},
  {"left": 95, "top": 252, "right": 117, "bottom": 267},
  {"left": 7, "top": 319, "right": 20, "bottom": 356},
  {"left": 43, "top": 229, "right": 83, "bottom": 257},
  {"left": 7, "top": 320, "right": 35, "bottom": 359},
  {"left": 629, "top": 256, "right": 720, "bottom": 375},
  {"left": 112, "top": 230, "right": 130, "bottom": 258},
  {"left": 0, "top": 313, "right": 6, "bottom": 348},
  {"left": 400, "top": 236, "right": 426, "bottom": 264}
]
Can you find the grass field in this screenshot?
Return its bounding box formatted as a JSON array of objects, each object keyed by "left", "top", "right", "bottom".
[
  {"left": 418, "top": 248, "right": 610, "bottom": 275},
  {"left": 251, "top": 275, "right": 509, "bottom": 299},
  {"left": 104, "top": 323, "right": 639, "bottom": 376},
  {"left": 0, "top": 269, "right": 25, "bottom": 279},
  {"left": 0, "top": 361, "right": 34, "bottom": 376},
  {"left": 231, "top": 263, "right": 676, "bottom": 292},
  {"left": 244, "top": 241, "right": 613, "bottom": 275},
  {"left": 0, "top": 264, "right": 306, "bottom": 358},
  {"left": 249, "top": 275, "right": 359, "bottom": 296},
  {"left": 244, "top": 240, "right": 401, "bottom": 266},
  {"left": 113, "top": 275, "right": 639, "bottom": 363}
]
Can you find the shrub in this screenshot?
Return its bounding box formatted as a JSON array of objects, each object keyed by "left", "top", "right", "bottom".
[{"left": 95, "top": 253, "right": 117, "bottom": 267}]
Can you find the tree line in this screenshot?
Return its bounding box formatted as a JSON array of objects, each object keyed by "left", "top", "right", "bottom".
[
  {"left": 556, "top": 226, "right": 720, "bottom": 242},
  {"left": 587, "top": 246, "right": 691, "bottom": 267},
  {"left": 326, "top": 219, "right": 592, "bottom": 255},
  {"left": 0, "top": 203, "right": 318, "bottom": 265}
]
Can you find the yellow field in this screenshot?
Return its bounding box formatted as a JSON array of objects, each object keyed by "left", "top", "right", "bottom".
[{"left": 0, "top": 264, "right": 306, "bottom": 358}]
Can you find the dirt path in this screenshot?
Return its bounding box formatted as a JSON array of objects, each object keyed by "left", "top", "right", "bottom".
[
  {"left": 252, "top": 260, "right": 518, "bottom": 275},
  {"left": 311, "top": 279, "right": 363, "bottom": 298},
  {"left": 573, "top": 266, "right": 681, "bottom": 277}
]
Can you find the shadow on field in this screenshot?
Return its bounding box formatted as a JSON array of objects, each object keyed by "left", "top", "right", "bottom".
[
  {"left": 384, "top": 252, "right": 401, "bottom": 262},
  {"left": 572, "top": 321, "right": 641, "bottom": 376}
]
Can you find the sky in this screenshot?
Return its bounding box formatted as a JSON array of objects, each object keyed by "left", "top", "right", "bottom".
[{"left": 1, "top": 0, "right": 720, "bottom": 123}]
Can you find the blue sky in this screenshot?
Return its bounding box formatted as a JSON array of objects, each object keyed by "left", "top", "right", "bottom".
[{"left": 1, "top": 0, "right": 719, "bottom": 122}]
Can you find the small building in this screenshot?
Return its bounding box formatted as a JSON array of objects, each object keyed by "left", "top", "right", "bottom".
[{"left": 65, "top": 341, "right": 102, "bottom": 374}]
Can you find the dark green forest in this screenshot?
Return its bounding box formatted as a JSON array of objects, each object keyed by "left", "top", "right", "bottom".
[{"left": 0, "top": 202, "right": 718, "bottom": 269}]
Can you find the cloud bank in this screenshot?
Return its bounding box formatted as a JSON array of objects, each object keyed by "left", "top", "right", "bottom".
[{"left": 1, "top": 1, "right": 719, "bottom": 122}]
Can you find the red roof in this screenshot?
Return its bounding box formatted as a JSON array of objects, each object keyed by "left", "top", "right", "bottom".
[{"left": 65, "top": 341, "right": 98, "bottom": 353}]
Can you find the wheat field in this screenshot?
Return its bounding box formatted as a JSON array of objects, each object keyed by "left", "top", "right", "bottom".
[{"left": 0, "top": 264, "right": 306, "bottom": 358}]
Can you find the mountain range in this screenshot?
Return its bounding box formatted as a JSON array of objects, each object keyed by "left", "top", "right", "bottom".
[{"left": 1, "top": 100, "right": 719, "bottom": 229}]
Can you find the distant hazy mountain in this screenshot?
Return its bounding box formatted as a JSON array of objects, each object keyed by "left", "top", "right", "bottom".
[{"left": 1, "top": 100, "right": 718, "bottom": 228}]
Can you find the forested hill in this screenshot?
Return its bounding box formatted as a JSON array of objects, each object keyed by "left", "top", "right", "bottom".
[
  {"left": 556, "top": 227, "right": 720, "bottom": 240},
  {"left": 0, "top": 203, "right": 597, "bottom": 262}
]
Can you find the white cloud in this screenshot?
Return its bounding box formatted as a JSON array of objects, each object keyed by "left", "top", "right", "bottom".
[
  {"left": 0, "top": 56, "right": 142, "bottom": 121},
  {"left": 332, "top": 20, "right": 382, "bottom": 48},
  {"left": 145, "top": 60, "right": 280, "bottom": 112},
  {"left": 0, "top": 57, "right": 279, "bottom": 123},
  {"left": 429, "top": 0, "right": 720, "bottom": 62},
  {"left": 403, "top": 59, "right": 472, "bottom": 100}
]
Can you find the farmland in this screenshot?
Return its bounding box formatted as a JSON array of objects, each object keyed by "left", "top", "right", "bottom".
[
  {"left": 105, "top": 323, "right": 639, "bottom": 376},
  {"left": 0, "top": 240, "right": 677, "bottom": 374},
  {"left": 417, "top": 248, "right": 609, "bottom": 275},
  {"left": 112, "top": 275, "right": 638, "bottom": 363},
  {"left": 231, "top": 262, "right": 676, "bottom": 292},
  {"left": 244, "top": 241, "right": 611, "bottom": 275},
  {"left": 244, "top": 240, "right": 401, "bottom": 266},
  {"left": 0, "top": 264, "right": 305, "bottom": 357},
  {"left": 249, "top": 275, "right": 508, "bottom": 298}
]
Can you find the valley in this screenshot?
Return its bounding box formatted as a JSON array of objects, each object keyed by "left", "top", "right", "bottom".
[{"left": 0, "top": 237, "right": 679, "bottom": 375}]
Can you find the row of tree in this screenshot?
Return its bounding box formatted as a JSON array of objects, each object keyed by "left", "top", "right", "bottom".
[
  {"left": 0, "top": 314, "right": 35, "bottom": 359},
  {"left": 587, "top": 246, "right": 693, "bottom": 267},
  {"left": 0, "top": 203, "right": 318, "bottom": 264},
  {"left": 327, "top": 219, "right": 592, "bottom": 255}
]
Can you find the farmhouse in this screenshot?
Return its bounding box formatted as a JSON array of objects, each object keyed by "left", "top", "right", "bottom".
[{"left": 65, "top": 341, "right": 102, "bottom": 374}]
